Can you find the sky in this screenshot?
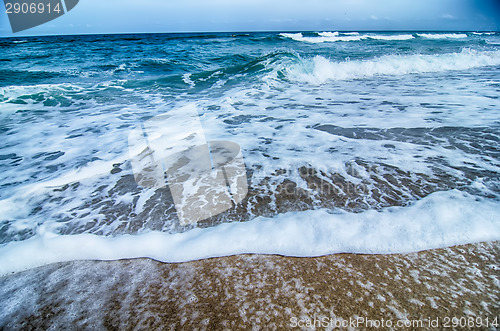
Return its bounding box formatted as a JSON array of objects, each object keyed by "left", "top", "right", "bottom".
[{"left": 0, "top": 0, "right": 499, "bottom": 37}]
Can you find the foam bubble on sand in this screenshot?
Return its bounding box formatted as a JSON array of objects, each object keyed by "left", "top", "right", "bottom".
[{"left": 0, "top": 190, "right": 498, "bottom": 276}]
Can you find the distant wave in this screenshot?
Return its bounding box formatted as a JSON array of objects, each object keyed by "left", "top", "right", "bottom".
[
  {"left": 367, "top": 34, "right": 414, "bottom": 41},
  {"left": 319, "top": 31, "right": 360, "bottom": 37},
  {"left": 417, "top": 33, "right": 468, "bottom": 39},
  {"left": 280, "top": 32, "right": 414, "bottom": 43},
  {"left": 472, "top": 32, "right": 496, "bottom": 35},
  {"left": 283, "top": 49, "right": 500, "bottom": 84},
  {"left": 281, "top": 32, "right": 475, "bottom": 43},
  {"left": 280, "top": 32, "right": 364, "bottom": 43}
]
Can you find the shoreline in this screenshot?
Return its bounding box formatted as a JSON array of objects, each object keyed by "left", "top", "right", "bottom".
[{"left": 1, "top": 241, "right": 498, "bottom": 329}]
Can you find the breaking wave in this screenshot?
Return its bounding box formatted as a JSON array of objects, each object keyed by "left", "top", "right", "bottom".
[{"left": 283, "top": 49, "right": 500, "bottom": 84}]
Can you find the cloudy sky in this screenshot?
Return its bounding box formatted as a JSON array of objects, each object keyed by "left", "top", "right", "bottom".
[{"left": 0, "top": 0, "right": 498, "bottom": 37}]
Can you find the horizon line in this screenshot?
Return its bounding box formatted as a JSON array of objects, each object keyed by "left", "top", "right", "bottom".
[{"left": 0, "top": 29, "right": 497, "bottom": 39}]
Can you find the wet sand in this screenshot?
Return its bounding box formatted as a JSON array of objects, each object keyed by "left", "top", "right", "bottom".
[{"left": 0, "top": 241, "right": 498, "bottom": 330}]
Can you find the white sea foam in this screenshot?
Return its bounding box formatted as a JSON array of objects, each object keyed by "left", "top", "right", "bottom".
[
  {"left": 0, "top": 190, "right": 498, "bottom": 276},
  {"left": 417, "top": 33, "right": 468, "bottom": 39},
  {"left": 182, "top": 73, "right": 195, "bottom": 88},
  {"left": 279, "top": 32, "right": 303, "bottom": 40},
  {"left": 2, "top": 33, "right": 500, "bottom": 278},
  {"left": 472, "top": 32, "right": 495, "bottom": 35},
  {"left": 281, "top": 32, "right": 414, "bottom": 43},
  {"left": 318, "top": 31, "right": 339, "bottom": 37},
  {"left": 367, "top": 34, "right": 414, "bottom": 41},
  {"left": 285, "top": 49, "right": 500, "bottom": 84},
  {"left": 280, "top": 32, "right": 366, "bottom": 43},
  {"left": 0, "top": 83, "right": 84, "bottom": 99}
]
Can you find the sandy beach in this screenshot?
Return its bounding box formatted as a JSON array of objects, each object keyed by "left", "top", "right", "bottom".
[{"left": 0, "top": 241, "right": 498, "bottom": 330}]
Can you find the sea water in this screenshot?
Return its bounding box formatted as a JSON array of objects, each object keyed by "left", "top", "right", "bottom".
[{"left": 0, "top": 31, "right": 499, "bottom": 274}]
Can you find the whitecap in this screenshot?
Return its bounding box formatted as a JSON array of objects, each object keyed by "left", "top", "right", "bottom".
[
  {"left": 417, "top": 33, "right": 468, "bottom": 39},
  {"left": 367, "top": 34, "right": 415, "bottom": 41},
  {"left": 285, "top": 49, "right": 500, "bottom": 84},
  {"left": 0, "top": 190, "right": 498, "bottom": 276}
]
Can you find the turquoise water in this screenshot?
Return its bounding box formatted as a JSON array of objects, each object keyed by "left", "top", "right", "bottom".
[{"left": 0, "top": 31, "right": 499, "bottom": 272}]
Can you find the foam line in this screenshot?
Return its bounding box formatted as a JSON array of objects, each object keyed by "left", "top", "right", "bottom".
[
  {"left": 0, "top": 190, "right": 498, "bottom": 276},
  {"left": 285, "top": 49, "right": 500, "bottom": 84}
]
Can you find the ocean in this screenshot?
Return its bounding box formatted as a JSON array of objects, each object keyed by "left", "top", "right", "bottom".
[{"left": 0, "top": 31, "right": 499, "bottom": 274}]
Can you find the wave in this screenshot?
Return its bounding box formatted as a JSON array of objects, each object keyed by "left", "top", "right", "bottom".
[
  {"left": 319, "top": 31, "right": 360, "bottom": 37},
  {"left": 318, "top": 31, "right": 339, "bottom": 37},
  {"left": 280, "top": 32, "right": 365, "bottom": 43},
  {"left": 472, "top": 32, "right": 496, "bottom": 35},
  {"left": 153, "top": 50, "right": 298, "bottom": 89},
  {"left": 417, "top": 33, "right": 468, "bottom": 39},
  {"left": 279, "top": 32, "right": 303, "bottom": 40},
  {"left": 281, "top": 32, "right": 471, "bottom": 43},
  {"left": 281, "top": 32, "right": 414, "bottom": 43},
  {"left": 91, "top": 47, "right": 500, "bottom": 89},
  {"left": 283, "top": 49, "right": 500, "bottom": 84},
  {"left": 368, "top": 34, "right": 414, "bottom": 41},
  {"left": 0, "top": 190, "right": 498, "bottom": 275},
  {"left": 0, "top": 70, "right": 66, "bottom": 87}
]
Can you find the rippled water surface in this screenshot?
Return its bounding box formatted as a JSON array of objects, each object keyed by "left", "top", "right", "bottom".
[{"left": 0, "top": 31, "right": 499, "bottom": 272}]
